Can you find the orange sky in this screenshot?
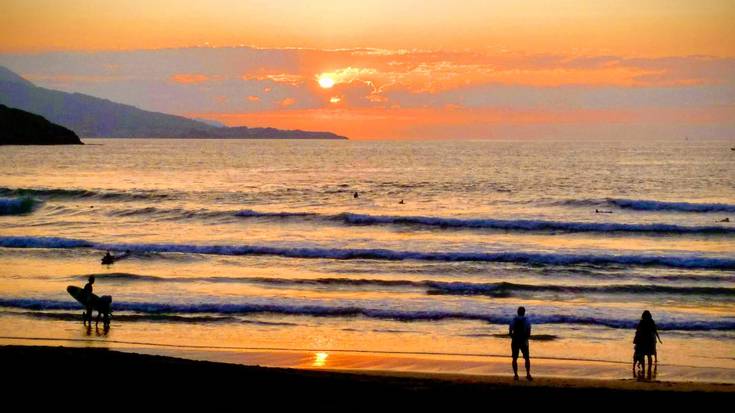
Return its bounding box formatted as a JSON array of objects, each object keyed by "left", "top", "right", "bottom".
[
  {"left": 2, "top": 1, "right": 734, "bottom": 56},
  {"left": 1, "top": 1, "right": 734, "bottom": 139}
]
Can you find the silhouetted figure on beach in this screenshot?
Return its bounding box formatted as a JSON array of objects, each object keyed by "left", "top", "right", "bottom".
[
  {"left": 510, "top": 306, "right": 532, "bottom": 381},
  {"left": 354, "top": 192, "right": 359, "bottom": 199},
  {"left": 83, "top": 275, "right": 95, "bottom": 324},
  {"left": 633, "top": 310, "right": 662, "bottom": 380},
  {"left": 94, "top": 295, "right": 113, "bottom": 329}
]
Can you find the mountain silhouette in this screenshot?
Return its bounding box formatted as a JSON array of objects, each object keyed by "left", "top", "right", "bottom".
[
  {"left": 0, "top": 66, "right": 347, "bottom": 140},
  {"left": 0, "top": 104, "right": 83, "bottom": 145}
]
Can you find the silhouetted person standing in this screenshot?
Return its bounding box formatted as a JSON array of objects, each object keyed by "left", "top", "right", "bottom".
[
  {"left": 510, "top": 306, "right": 532, "bottom": 381},
  {"left": 83, "top": 275, "right": 95, "bottom": 325},
  {"left": 634, "top": 310, "right": 662, "bottom": 380}
]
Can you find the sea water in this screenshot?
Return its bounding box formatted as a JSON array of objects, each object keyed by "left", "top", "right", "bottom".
[{"left": 1, "top": 138, "right": 733, "bottom": 380}]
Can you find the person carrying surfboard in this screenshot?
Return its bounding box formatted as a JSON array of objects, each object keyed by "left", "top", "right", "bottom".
[{"left": 83, "top": 276, "right": 95, "bottom": 324}]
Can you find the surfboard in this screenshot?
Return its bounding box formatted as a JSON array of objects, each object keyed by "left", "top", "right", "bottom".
[
  {"left": 67, "top": 285, "right": 112, "bottom": 313},
  {"left": 67, "top": 285, "right": 96, "bottom": 307}
]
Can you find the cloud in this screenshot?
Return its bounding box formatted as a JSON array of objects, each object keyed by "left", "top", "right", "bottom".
[
  {"left": 280, "top": 97, "right": 296, "bottom": 107},
  {"left": 242, "top": 71, "right": 305, "bottom": 85},
  {"left": 170, "top": 73, "right": 209, "bottom": 84},
  {"left": 1, "top": 46, "right": 733, "bottom": 138}
]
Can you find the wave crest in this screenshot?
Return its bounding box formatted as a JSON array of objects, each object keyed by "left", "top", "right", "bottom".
[
  {"left": 2, "top": 235, "right": 734, "bottom": 270},
  {"left": 1, "top": 298, "right": 732, "bottom": 331},
  {"left": 0, "top": 197, "right": 40, "bottom": 215}
]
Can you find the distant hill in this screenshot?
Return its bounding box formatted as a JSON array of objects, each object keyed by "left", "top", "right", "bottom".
[
  {"left": 0, "top": 66, "right": 348, "bottom": 140},
  {"left": 0, "top": 104, "right": 83, "bottom": 145}
]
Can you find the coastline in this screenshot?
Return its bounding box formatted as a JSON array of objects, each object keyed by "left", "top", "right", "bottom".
[{"left": 2, "top": 345, "right": 731, "bottom": 406}]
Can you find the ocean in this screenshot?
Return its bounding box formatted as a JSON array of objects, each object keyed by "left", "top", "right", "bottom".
[{"left": 1, "top": 138, "right": 733, "bottom": 381}]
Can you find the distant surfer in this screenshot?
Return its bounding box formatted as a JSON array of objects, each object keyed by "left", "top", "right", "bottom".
[
  {"left": 399, "top": 199, "right": 405, "bottom": 204},
  {"left": 595, "top": 209, "right": 613, "bottom": 214},
  {"left": 83, "top": 275, "right": 95, "bottom": 324},
  {"left": 720, "top": 217, "right": 730, "bottom": 223},
  {"left": 101, "top": 250, "right": 114, "bottom": 265},
  {"left": 509, "top": 306, "right": 532, "bottom": 381},
  {"left": 353, "top": 192, "right": 359, "bottom": 199}
]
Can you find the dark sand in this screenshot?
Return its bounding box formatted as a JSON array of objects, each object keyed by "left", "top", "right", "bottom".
[{"left": 3, "top": 345, "right": 732, "bottom": 407}]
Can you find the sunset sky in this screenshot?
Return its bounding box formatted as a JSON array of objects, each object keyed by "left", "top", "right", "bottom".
[{"left": 1, "top": 0, "right": 734, "bottom": 139}]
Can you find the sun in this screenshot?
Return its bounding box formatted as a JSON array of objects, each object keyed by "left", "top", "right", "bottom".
[{"left": 318, "top": 75, "right": 335, "bottom": 89}]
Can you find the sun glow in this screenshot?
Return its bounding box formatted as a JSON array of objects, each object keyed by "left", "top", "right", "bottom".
[
  {"left": 313, "top": 352, "right": 329, "bottom": 367},
  {"left": 318, "top": 75, "right": 335, "bottom": 89}
]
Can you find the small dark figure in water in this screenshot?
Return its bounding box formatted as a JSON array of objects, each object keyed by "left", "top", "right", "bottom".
[
  {"left": 83, "top": 275, "right": 95, "bottom": 325},
  {"left": 354, "top": 192, "right": 359, "bottom": 199},
  {"left": 399, "top": 199, "right": 405, "bottom": 204},
  {"left": 595, "top": 209, "right": 613, "bottom": 214},
  {"left": 633, "top": 310, "right": 662, "bottom": 380},
  {"left": 510, "top": 306, "right": 532, "bottom": 381},
  {"left": 101, "top": 250, "right": 117, "bottom": 265},
  {"left": 720, "top": 218, "right": 730, "bottom": 223}
]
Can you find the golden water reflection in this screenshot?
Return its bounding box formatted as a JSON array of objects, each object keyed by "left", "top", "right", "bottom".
[{"left": 313, "top": 352, "right": 329, "bottom": 367}]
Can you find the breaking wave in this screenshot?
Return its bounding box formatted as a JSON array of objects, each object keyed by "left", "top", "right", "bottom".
[
  {"left": 558, "top": 198, "right": 735, "bottom": 213},
  {"left": 0, "top": 297, "right": 732, "bottom": 331},
  {"left": 0, "top": 197, "right": 39, "bottom": 215},
  {"left": 73, "top": 273, "right": 735, "bottom": 298},
  {"left": 0, "top": 187, "right": 170, "bottom": 201},
  {"left": 2, "top": 235, "right": 734, "bottom": 270}
]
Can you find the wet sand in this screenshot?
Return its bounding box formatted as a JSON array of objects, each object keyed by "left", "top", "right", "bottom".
[{"left": 2, "top": 345, "right": 732, "bottom": 407}]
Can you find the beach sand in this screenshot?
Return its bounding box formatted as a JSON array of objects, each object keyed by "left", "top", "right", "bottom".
[{"left": 3, "top": 345, "right": 732, "bottom": 407}]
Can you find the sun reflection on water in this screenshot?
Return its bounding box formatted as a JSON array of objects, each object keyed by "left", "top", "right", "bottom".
[{"left": 313, "top": 352, "right": 329, "bottom": 367}]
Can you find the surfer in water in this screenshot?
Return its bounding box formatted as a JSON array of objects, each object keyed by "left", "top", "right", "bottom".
[{"left": 83, "top": 275, "right": 95, "bottom": 324}]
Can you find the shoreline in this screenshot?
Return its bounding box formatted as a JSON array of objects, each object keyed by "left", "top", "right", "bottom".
[
  {"left": 2, "top": 334, "right": 734, "bottom": 385},
  {"left": 2, "top": 345, "right": 732, "bottom": 406}
]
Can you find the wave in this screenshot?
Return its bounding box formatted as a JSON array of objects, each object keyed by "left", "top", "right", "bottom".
[
  {"left": 2, "top": 311, "right": 237, "bottom": 323},
  {"left": 0, "top": 187, "right": 170, "bottom": 201},
  {"left": 2, "top": 235, "right": 734, "bottom": 270},
  {"left": 425, "top": 281, "right": 735, "bottom": 297},
  {"left": 235, "top": 209, "right": 319, "bottom": 219},
  {"left": 107, "top": 206, "right": 226, "bottom": 220},
  {"left": 0, "top": 197, "right": 39, "bottom": 215},
  {"left": 76, "top": 273, "right": 735, "bottom": 298},
  {"left": 335, "top": 212, "right": 735, "bottom": 234},
  {"left": 1, "top": 298, "right": 732, "bottom": 331},
  {"left": 112, "top": 207, "right": 735, "bottom": 234},
  {"left": 81, "top": 273, "right": 421, "bottom": 287},
  {"left": 610, "top": 199, "right": 735, "bottom": 213},
  {"left": 558, "top": 198, "right": 735, "bottom": 213}
]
